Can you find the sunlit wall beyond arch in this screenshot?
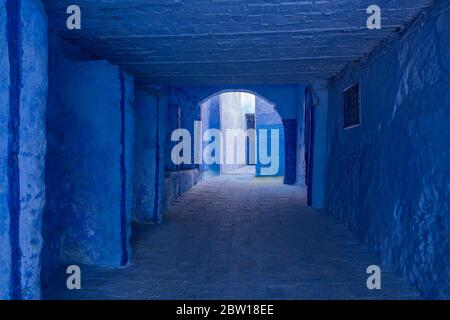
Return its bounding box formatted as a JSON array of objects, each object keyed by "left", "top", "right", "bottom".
[
  {"left": 200, "top": 91, "right": 285, "bottom": 177},
  {"left": 255, "top": 96, "right": 285, "bottom": 177}
]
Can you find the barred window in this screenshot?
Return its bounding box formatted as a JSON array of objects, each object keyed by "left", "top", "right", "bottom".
[{"left": 343, "top": 83, "right": 361, "bottom": 128}]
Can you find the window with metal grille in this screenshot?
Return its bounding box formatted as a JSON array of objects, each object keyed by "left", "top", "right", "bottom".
[{"left": 343, "top": 83, "right": 360, "bottom": 128}]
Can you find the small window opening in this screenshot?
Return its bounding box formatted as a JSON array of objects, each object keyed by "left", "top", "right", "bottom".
[{"left": 343, "top": 83, "right": 360, "bottom": 128}]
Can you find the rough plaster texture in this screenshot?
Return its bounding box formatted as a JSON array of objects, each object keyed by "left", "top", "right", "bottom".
[
  {"left": 282, "top": 120, "right": 297, "bottom": 185},
  {"left": 326, "top": 3, "right": 450, "bottom": 299},
  {"left": 121, "top": 71, "right": 135, "bottom": 265},
  {"left": 18, "top": 0, "right": 48, "bottom": 299},
  {"left": 164, "top": 169, "right": 201, "bottom": 211},
  {"left": 133, "top": 89, "right": 167, "bottom": 223},
  {"left": 43, "top": 33, "right": 93, "bottom": 284},
  {"left": 156, "top": 93, "right": 168, "bottom": 221},
  {"left": 44, "top": 0, "right": 433, "bottom": 84},
  {"left": 59, "top": 60, "right": 123, "bottom": 267},
  {"left": 164, "top": 101, "right": 180, "bottom": 172},
  {"left": 44, "top": 40, "right": 133, "bottom": 270},
  {"left": 311, "top": 82, "right": 329, "bottom": 209},
  {"left": 133, "top": 90, "right": 158, "bottom": 223},
  {"left": 0, "top": 0, "right": 49, "bottom": 299},
  {"left": 296, "top": 85, "right": 306, "bottom": 187},
  {"left": 0, "top": 0, "right": 11, "bottom": 300}
]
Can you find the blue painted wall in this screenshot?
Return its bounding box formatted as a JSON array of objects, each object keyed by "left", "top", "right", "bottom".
[
  {"left": 165, "top": 103, "right": 176, "bottom": 172},
  {"left": 43, "top": 33, "right": 92, "bottom": 285},
  {"left": 121, "top": 71, "right": 135, "bottom": 265},
  {"left": 255, "top": 97, "right": 285, "bottom": 177},
  {"left": 296, "top": 84, "right": 306, "bottom": 186},
  {"left": 156, "top": 91, "right": 168, "bottom": 221},
  {"left": 282, "top": 120, "right": 297, "bottom": 185},
  {"left": 0, "top": 0, "right": 48, "bottom": 299},
  {"left": 200, "top": 95, "right": 220, "bottom": 175},
  {"left": 170, "top": 84, "right": 300, "bottom": 120},
  {"left": 0, "top": 0, "right": 11, "bottom": 300},
  {"left": 167, "top": 87, "right": 201, "bottom": 171},
  {"left": 326, "top": 3, "right": 450, "bottom": 299},
  {"left": 55, "top": 59, "right": 122, "bottom": 267},
  {"left": 43, "top": 34, "right": 133, "bottom": 273},
  {"left": 311, "top": 82, "right": 329, "bottom": 209},
  {"left": 18, "top": 0, "right": 48, "bottom": 299},
  {"left": 133, "top": 90, "right": 158, "bottom": 222},
  {"left": 133, "top": 88, "right": 167, "bottom": 223}
]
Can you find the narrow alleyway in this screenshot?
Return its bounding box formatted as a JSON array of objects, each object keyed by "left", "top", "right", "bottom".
[{"left": 44, "top": 173, "right": 419, "bottom": 300}]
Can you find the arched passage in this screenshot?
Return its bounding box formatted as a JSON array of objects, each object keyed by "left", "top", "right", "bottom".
[
  {"left": 199, "top": 90, "right": 285, "bottom": 178},
  {"left": 166, "top": 85, "right": 301, "bottom": 186}
]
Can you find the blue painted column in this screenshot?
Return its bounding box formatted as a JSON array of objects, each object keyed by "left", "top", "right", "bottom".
[
  {"left": 0, "top": 0, "right": 12, "bottom": 300},
  {"left": 18, "top": 0, "right": 48, "bottom": 299},
  {"left": 6, "top": 0, "right": 22, "bottom": 300},
  {"left": 304, "top": 87, "right": 315, "bottom": 206},
  {"left": 50, "top": 61, "right": 131, "bottom": 268},
  {"left": 156, "top": 91, "right": 168, "bottom": 222},
  {"left": 43, "top": 35, "right": 135, "bottom": 281},
  {"left": 120, "top": 71, "right": 134, "bottom": 266},
  {"left": 200, "top": 95, "right": 220, "bottom": 175},
  {"left": 296, "top": 84, "right": 306, "bottom": 187},
  {"left": 133, "top": 89, "right": 160, "bottom": 223},
  {"left": 311, "top": 82, "right": 328, "bottom": 209},
  {"left": 283, "top": 119, "right": 297, "bottom": 185},
  {"left": 0, "top": 0, "right": 48, "bottom": 299},
  {"left": 42, "top": 34, "right": 92, "bottom": 284}
]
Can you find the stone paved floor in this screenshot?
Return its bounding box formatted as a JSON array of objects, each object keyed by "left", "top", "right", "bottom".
[{"left": 44, "top": 173, "right": 421, "bottom": 300}]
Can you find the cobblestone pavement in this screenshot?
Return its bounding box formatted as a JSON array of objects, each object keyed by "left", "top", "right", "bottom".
[{"left": 44, "top": 173, "right": 421, "bottom": 300}]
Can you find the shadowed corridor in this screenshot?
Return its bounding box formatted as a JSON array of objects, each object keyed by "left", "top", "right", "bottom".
[
  {"left": 44, "top": 174, "right": 419, "bottom": 300},
  {"left": 1, "top": 0, "right": 448, "bottom": 300}
]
